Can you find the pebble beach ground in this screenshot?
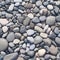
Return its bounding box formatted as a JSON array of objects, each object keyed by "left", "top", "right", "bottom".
[{"left": 0, "top": 0, "right": 60, "bottom": 60}]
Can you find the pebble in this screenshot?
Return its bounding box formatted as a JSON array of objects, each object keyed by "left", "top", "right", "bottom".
[
  {"left": 49, "top": 45, "right": 58, "bottom": 55},
  {"left": 8, "top": 4, "right": 14, "bottom": 11},
  {"left": 28, "top": 13, "right": 34, "bottom": 19},
  {"left": 7, "top": 32, "right": 15, "bottom": 42},
  {"left": 2, "top": 26, "right": 8, "bottom": 33},
  {"left": 14, "top": 0, "right": 22, "bottom": 2},
  {"left": 56, "top": 15, "right": 60, "bottom": 22},
  {"left": 47, "top": 5, "right": 53, "bottom": 10},
  {"left": 13, "top": 39, "right": 20, "bottom": 44},
  {"left": 0, "top": 19, "right": 9, "bottom": 25},
  {"left": 23, "top": 17, "right": 30, "bottom": 26},
  {"left": 17, "top": 56, "right": 24, "bottom": 60},
  {"left": 27, "top": 37, "right": 34, "bottom": 43},
  {"left": 36, "top": 1, "right": 42, "bottom": 6},
  {"left": 39, "top": 16, "right": 46, "bottom": 22},
  {"left": 13, "top": 27, "right": 19, "bottom": 32},
  {"left": 3, "top": 53, "right": 18, "bottom": 60},
  {"left": 26, "top": 29, "right": 35, "bottom": 35},
  {"left": 46, "top": 16, "right": 55, "bottom": 25},
  {"left": 55, "top": 37, "right": 60, "bottom": 45},
  {"left": 34, "top": 36, "right": 42, "bottom": 44},
  {"left": 38, "top": 49, "right": 46, "bottom": 56},
  {"left": 34, "top": 26, "right": 44, "bottom": 33},
  {"left": 0, "top": 38, "right": 8, "bottom": 51},
  {"left": 32, "top": 17, "right": 40, "bottom": 24},
  {"left": 22, "top": 43, "right": 26, "bottom": 49},
  {"left": 40, "top": 33, "right": 48, "bottom": 38}
]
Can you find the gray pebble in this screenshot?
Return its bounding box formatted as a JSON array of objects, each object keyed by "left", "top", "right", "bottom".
[
  {"left": 7, "top": 32, "right": 15, "bottom": 42},
  {"left": 36, "top": 1, "right": 42, "bottom": 6},
  {"left": 30, "top": 44, "right": 35, "bottom": 50},
  {"left": 56, "top": 15, "right": 60, "bottom": 22},
  {"left": 13, "top": 27, "right": 19, "bottom": 32},
  {"left": 47, "top": 5, "right": 53, "bottom": 10},
  {"left": 46, "top": 16, "right": 55, "bottom": 25}
]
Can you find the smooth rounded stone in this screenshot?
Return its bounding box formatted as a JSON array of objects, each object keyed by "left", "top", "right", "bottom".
[
  {"left": 14, "top": 48, "right": 20, "bottom": 52},
  {"left": 33, "top": 7, "right": 39, "bottom": 13},
  {"left": 13, "top": 27, "right": 19, "bottom": 32},
  {"left": 49, "top": 45, "right": 58, "bottom": 55},
  {"left": 54, "top": 27, "right": 59, "bottom": 34},
  {"left": 57, "top": 53, "right": 60, "bottom": 60},
  {"left": 46, "top": 16, "right": 55, "bottom": 25},
  {"left": 14, "top": 0, "right": 22, "bottom": 2},
  {"left": 26, "top": 29, "right": 35, "bottom": 35},
  {"left": 7, "top": 32, "right": 15, "bottom": 42},
  {"left": 47, "top": 5, "right": 53, "bottom": 10},
  {"left": 39, "top": 16, "right": 46, "bottom": 22},
  {"left": 30, "top": 22, "right": 34, "bottom": 28},
  {"left": 20, "top": 49, "right": 26, "bottom": 54},
  {"left": 9, "top": 42, "right": 15, "bottom": 47},
  {"left": 29, "top": 44, "right": 35, "bottom": 50},
  {"left": 24, "top": 3, "right": 33, "bottom": 9},
  {"left": 38, "top": 49, "right": 46, "bottom": 56},
  {"left": 0, "top": 19, "right": 9, "bottom": 25},
  {"left": 2, "top": 26, "right": 8, "bottom": 33},
  {"left": 20, "top": 26, "right": 26, "bottom": 34},
  {"left": 34, "top": 26, "right": 44, "bottom": 33},
  {"left": 17, "top": 56, "right": 24, "bottom": 60},
  {"left": 34, "top": 36, "right": 42, "bottom": 44},
  {"left": 23, "top": 17, "right": 30, "bottom": 26},
  {"left": 0, "top": 38, "right": 8, "bottom": 51},
  {"left": 32, "top": 17, "right": 40, "bottom": 24},
  {"left": 3, "top": 53, "right": 18, "bottom": 60},
  {"left": 2, "top": 33, "right": 8, "bottom": 38},
  {"left": 15, "top": 2, "right": 20, "bottom": 6},
  {"left": 36, "top": 1, "right": 42, "bottom": 6},
  {"left": 22, "top": 43, "right": 26, "bottom": 49},
  {"left": 43, "top": 38, "right": 51, "bottom": 45},
  {"left": 27, "top": 51, "right": 34, "bottom": 56},
  {"left": 56, "top": 15, "right": 60, "bottom": 22},
  {"left": 55, "top": 37, "right": 60, "bottom": 45},
  {"left": 8, "top": 4, "right": 14, "bottom": 11},
  {"left": 13, "top": 39, "right": 20, "bottom": 44},
  {"left": 28, "top": 13, "right": 34, "bottom": 19},
  {"left": 40, "top": 33, "right": 48, "bottom": 38},
  {"left": 27, "top": 37, "right": 34, "bottom": 43}
]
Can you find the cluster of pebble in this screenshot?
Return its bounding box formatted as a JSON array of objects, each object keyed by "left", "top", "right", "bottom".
[{"left": 0, "top": 0, "right": 60, "bottom": 60}]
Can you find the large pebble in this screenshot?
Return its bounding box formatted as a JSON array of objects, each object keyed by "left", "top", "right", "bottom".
[
  {"left": 27, "top": 29, "right": 35, "bottom": 35},
  {"left": 36, "top": 1, "right": 42, "bottom": 6},
  {"left": 38, "top": 49, "right": 46, "bottom": 56},
  {"left": 47, "top": 5, "right": 53, "bottom": 10},
  {"left": 56, "top": 15, "right": 60, "bottom": 22},
  {"left": 49, "top": 45, "right": 58, "bottom": 55},
  {"left": 0, "top": 19, "right": 8, "bottom": 25},
  {"left": 30, "top": 44, "right": 35, "bottom": 50},
  {"left": 7, "top": 32, "right": 15, "bottom": 42},
  {"left": 0, "top": 38, "right": 8, "bottom": 51},
  {"left": 46, "top": 16, "right": 55, "bottom": 25},
  {"left": 3, "top": 53, "right": 18, "bottom": 60},
  {"left": 34, "top": 36, "right": 42, "bottom": 44},
  {"left": 17, "top": 56, "right": 24, "bottom": 60},
  {"left": 40, "top": 33, "right": 48, "bottom": 38}
]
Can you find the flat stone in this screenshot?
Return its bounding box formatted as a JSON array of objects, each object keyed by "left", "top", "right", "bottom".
[
  {"left": 49, "top": 45, "right": 58, "bottom": 55},
  {"left": 8, "top": 4, "right": 14, "bottom": 11},
  {"left": 36, "top": 1, "right": 42, "bottom": 6},
  {"left": 27, "top": 37, "right": 34, "bottom": 43},
  {"left": 55, "top": 37, "right": 60, "bottom": 45},
  {"left": 34, "top": 26, "right": 44, "bottom": 33},
  {"left": 0, "top": 19, "right": 9, "bottom": 25},
  {"left": 2, "top": 26, "right": 8, "bottom": 33},
  {"left": 0, "top": 38, "right": 8, "bottom": 51},
  {"left": 13, "top": 27, "right": 19, "bottom": 32},
  {"left": 34, "top": 36, "right": 42, "bottom": 44},
  {"left": 28, "top": 13, "right": 34, "bottom": 19},
  {"left": 47, "top": 5, "right": 53, "bottom": 10},
  {"left": 56, "top": 15, "right": 60, "bottom": 22},
  {"left": 23, "top": 17, "right": 30, "bottom": 26},
  {"left": 7, "top": 32, "right": 15, "bottom": 42},
  {"left": 13, "top": 39, "right": 20, "bottom": 44},
  {"left": 38, "top": 49, "right": 46, "bottom": 56},
  {"left": 32, "top": 17, "right": 40, "bottom": 24},
  {"left": 27, "top": 29, "right": 35, "bottom": 35},
  {"left": 40, "top": 33, "right": 48, "bottom": 38},
  {"left": 46, "top": 16, "right": 55, "bottom": 25},
  {"left": 17, "top": 56, "right": 24, "bottom": 60},
  {"left": 3, "top": 53, "right": 18, "bottom": 60}
]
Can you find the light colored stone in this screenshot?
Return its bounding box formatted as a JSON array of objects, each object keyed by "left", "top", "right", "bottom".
[
  {"left": 14, "top": 0, "right": 22, "bottom": 2},
  {"left": 0, "top": 19, "right": 8, "bottom": 25},
  {"left": 47, "top": 5, "right": 53, "bottom": 10},
  {"left": 40, "top": 33, "right": 48, "bottom": 38},
  {"left": 38, "top": 49, "right": 46, "bottom": 56},
  {"left": 17, "top": 56, "right": 24, "bottom": 60}
]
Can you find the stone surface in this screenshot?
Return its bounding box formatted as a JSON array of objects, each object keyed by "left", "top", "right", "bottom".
[
  {"left": 56, "top": 15, "right": 60, "bottom": 22},
  {"left": 17, "top": 56, "right": 24, "bottom": 60},
  {"left": 47, "top": 5, "right": 53, "bottom": 10},
  {"left": 0, "top": 38, "right": 8, "bottom": 51},
  {"left": 36, "top": 1, "right": 42, "bottom": 6}
]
